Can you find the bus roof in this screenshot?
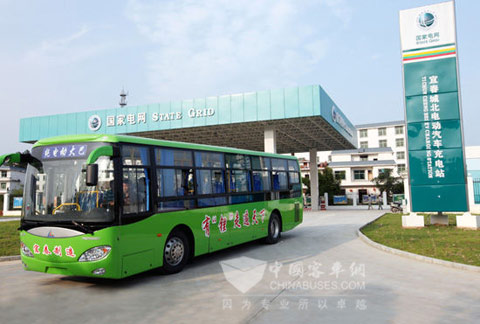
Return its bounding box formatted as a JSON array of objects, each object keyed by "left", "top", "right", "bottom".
[{"left": 32, "top": 134, "right": 298, "bottom": 160}]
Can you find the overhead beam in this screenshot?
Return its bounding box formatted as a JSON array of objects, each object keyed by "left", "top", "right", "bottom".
[{"left": 130, "top": 116, "right": 355, "bottom": 153}]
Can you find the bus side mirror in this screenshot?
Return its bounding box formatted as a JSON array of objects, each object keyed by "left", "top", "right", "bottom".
[{"left": 86, "top": 164, "right": 98, "bottom": 186}]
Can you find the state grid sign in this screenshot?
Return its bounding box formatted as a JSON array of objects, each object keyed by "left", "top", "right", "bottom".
[{"left": 400, "top": 1, "right": 467, "bottom": 212}]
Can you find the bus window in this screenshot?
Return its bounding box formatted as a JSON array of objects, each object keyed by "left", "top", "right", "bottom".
[
  {"left": 196, "top": 169, "right": 226, "bottom": 207},
  {"left": 176, "top": 169, "right": 194, "bottom": 196},
  {"left": 122, "top": 146, "right": 150, "bottom": 166},
  {"left": 272, "top": 171, "right": 288, "bottom": 190},
  {"left": 159, "top": 169, "right": 175, "bottom": 197},
  {"left": 196, "top": 170, "right": 212, "bottom": 195},
  {"left": 99, "top": 179, "right": 115, "bottom": 208},
  {"left": 226, "top": 154, "right": 251, "bottom": 196},
  {"left": 212, "top": 170, "right": 225, "bottom": 194},
  {"left": 251, "top": 156, "right": 270, "bottom": 170},
  {"left": 156, "top": 148, "right": 193, "bottom": 167},
  {"left": 271, "top": 158, "right": 287, "bottom": 171},
  {"left": 159, "top": 199, "right": 195, "bottom": 211},
  {"left": 229, "top": 195, "right": 253, "bottom": 204},
  {"left": 157, "top": 168, "right": 194, "bottom": 211},
  {"left": 226, "top": 154, "right": 250, "bottom": 169},
  {"left": 288, "top": 160, "right": 300, "bottom": 171},
  {"left": 195, "top": 151, "right": 224, "bottom": 168},
  {"left": 289, "top": 171, "right": 302, "bottom": 197},
  {"left": 158, "top": 169, "right": 194, "bottom": 197},
  {"left": 252, "top": 171, "right": 270, "bottom": 191},
  {"left": 227, "top": 170, "right": 250, "bottom": 193},
  {"left": 123, "top": 168, "right": 150, "bottom": 214},
  {"left": 196, "top": 170, "right": 225, "bottom": 195},
  {"left": 23, "top": 155, "right": 115, "bottom": 222},
  {"left": 198, "top": 197, "right": 227, "bottom": 207},
  {"left": 156, "top": 148, "right": 195, "bottom": 212},
  {"left": 289, "top": 172, "right": 300, "bottom": 184}
]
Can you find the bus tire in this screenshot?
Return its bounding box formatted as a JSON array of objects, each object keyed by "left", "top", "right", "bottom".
[
  {"left": 265, "top": 213, "right": 281, "bottom": 244},
  {"left": 161, "top": 230, "right": 190, "bottom": 274}
]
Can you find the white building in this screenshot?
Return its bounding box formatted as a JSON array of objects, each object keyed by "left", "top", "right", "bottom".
[
  {"left": 0, "top": 165, "right": 26, "bottom": 215},
  {"left": 356, "top": 120, "right": 406, "bottom": 175},
  {"left": 328, "top": 147, "right": 396, "bottom": 202},
  {"left": 297, "top": 120, "right": 407, "bottom": 203}
]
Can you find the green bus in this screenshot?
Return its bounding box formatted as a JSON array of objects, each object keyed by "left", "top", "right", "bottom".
[{"left": 0, "top": 134, "right": 303, "bottom": 279}]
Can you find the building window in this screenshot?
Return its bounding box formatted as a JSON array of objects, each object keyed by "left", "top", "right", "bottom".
[
  {"left": 360, "top": 155, "right": 368, "bottom": 161},
  {"left": 379, "top": 140, "right": 387, "bottom": 148},
  {"left": 360, "top": 141, "right": 368, "bottom": 148},
  {"left": 378, "top": 128, "right": 386, "bottom": 136},
  {"left": 353, "top": 170, "right": 365, "bottom": 180},
  {"left": 396, "top": 138, "right": 404, "bottom": 147},
  {"left": 359, "top": 129, "right": 368, "bottom": 138},
  {"left": 1, "top": 171, "right": 6, "bottom": 178},
  {"left": 378, "top": 168, "right": 392, "bottom": 176},
  {"left": 395, "top": 126, "right": 404, "bottom": 135},
  {"left": 0, "top": 183, "right": 6, "bottom": 189},
  {"left": 398, "top": 164, "right": 406, "bottom": 173},
  {"left": 334, "top": 171, "right": 346, "bottom": 180},
  {"left": 396, "top": 151, "right": 405, "bottom": 160}
]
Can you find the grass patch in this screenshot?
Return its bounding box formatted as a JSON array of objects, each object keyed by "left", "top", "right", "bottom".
[
  {"left": 361, "top": 213, "right": 480, "bottom": 267},
  {"left": 0, "top": 221, "right": 20, "bottom": 256}
]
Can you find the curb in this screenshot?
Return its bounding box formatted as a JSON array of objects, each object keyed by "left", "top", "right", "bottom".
[
  {"left": 357, "top": 214, "right": 480, "bottom": 273},
  {"left": 0, "top": 255, "right": 20, "bottom": 262},
  {"left": 0, "top": 217, "right": 21, "bottom": 222}
]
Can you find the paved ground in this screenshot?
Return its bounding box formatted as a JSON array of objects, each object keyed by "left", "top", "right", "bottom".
[{"left": 1, "top": 210, "right": 479, "bottom": 324}]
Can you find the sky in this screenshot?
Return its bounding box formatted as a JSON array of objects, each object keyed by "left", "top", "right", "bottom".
[{"left": 0, "top": 0, "right": 479, "bottom": 154}]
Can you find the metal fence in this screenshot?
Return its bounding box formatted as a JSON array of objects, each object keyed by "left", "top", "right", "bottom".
[{"left": 473, "top": 178, "right": 480, "bottom": 204}]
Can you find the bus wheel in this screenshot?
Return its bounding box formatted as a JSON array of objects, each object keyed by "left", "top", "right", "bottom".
[
  {"left": 162, "top": 230, "right": 190, "bottom": 274},
  {"left": 265, "top": 213, "right": 281, "bottom": 244}
]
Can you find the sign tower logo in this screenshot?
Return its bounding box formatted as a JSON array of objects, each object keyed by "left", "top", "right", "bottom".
[{"left": 417, "top": 11, "right": 436, "bottom": 29}]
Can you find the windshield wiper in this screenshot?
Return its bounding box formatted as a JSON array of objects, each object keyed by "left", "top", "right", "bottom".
[
  {"left": 72, "top": 220, "right": 94, "bottom": 234},
  {"left": 18, "top": 220, "right": 43, "bottom": 231}
]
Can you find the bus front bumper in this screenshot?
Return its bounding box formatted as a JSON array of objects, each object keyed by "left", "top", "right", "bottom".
[{"left": 21, "top": 255, "right": 120, "bottom": 279}]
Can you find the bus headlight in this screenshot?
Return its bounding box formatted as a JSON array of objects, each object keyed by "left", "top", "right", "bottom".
[
  {"left": 78, "top": 246, "right": 111, "bottom": 262},
  {"left": 20, "top": 242, "right": 34, "bottom": 257}
]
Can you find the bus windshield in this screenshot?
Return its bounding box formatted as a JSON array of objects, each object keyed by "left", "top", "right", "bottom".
[{"left": 23, "top": 146, "right": 115, "bottom": 223}]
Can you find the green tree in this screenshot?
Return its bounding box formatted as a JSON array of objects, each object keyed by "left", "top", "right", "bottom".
[
  {"left": 318, "top": 167, "right": 341, "bottom": 199},
  {"left": 9, "top": 187, "right": 23, "bottom": 206},
  {"left": 372, "top": 169, "right": 404, "bottom": 202},
  {"left": 10, "top": 188, "right": 23, "bottom": 197},
  {"left": 301, "top": 176, "right": 310, "bottom": 195}
]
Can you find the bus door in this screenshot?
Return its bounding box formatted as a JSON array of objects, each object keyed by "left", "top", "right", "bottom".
[{"left": 196, "top": 166, "right": 231, "bottom": 252}]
